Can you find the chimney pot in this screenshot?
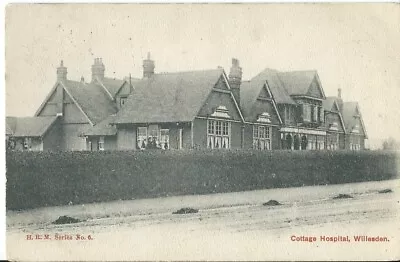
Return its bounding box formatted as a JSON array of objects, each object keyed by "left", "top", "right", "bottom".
[
  {"left": 143, "top": 52, "right": 155, "bottom": 78},
  {"left": 228, "top": 57, "right": 242, "bottom": 104},
  {"left": 91, "top": 57, "right": 105, "bottom": 82},
  {"left": 57, "top": 59, "right": 67, "bottom": 81},
  {"left": 338, "top": 88, "right": 342, "bottom": 98}
]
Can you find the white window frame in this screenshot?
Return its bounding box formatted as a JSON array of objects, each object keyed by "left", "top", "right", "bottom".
[
  {"left": 120, "top": 97, "right": 127, "bottom": 107},
  {"left": 137, "top": 127, "right": 148, "bottom": 149},
  {"left": 207, "top": 120, "right": 231, "bottom": 149},
  {"left": 253, "top": 125, "right": 272, "bottom": 150},
  {"left": 319, "top": 106, "right": 324, "bottom": 123},
  {"left": 160, "top": 129, "right": 170, "bottom": 150},
  {"left": 303, "top": 104, "right": 312, "bottom": 122},
  {"left": 23, "top": 137, "right": 32, "bottom": 150},
  {"left": 313, "top": 105, "right": 318, "bottom": 122},
  {"left": 98, "top": 136, "right": 105, "bottom": 151}
]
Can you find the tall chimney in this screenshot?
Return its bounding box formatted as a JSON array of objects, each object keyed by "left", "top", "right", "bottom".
[
  {"left": 228, "top": 58, "right": 242, "bottom": 103},
  {"left": 56, "top": 60, "right": 67, "bottom": 81},
  {"left": 91, "top": 58, "right": 105, "bottom": 82},
  {"left": 143, "top": 52, "right": 155, "bottom": 78},
  {"left": 337, "top": 88, "right": 343, "bottom": 111}
]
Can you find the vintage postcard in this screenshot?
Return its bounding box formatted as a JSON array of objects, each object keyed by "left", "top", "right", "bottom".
[{"left": 4, "top": 3, "right": 400, "bottom": 261}]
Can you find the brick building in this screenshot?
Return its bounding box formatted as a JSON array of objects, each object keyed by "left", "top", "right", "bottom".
[{"left": 6, "top": 54, "right": 367, "bottom": 151}]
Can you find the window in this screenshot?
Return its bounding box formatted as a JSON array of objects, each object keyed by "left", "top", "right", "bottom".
[
  {"left": 98, "top": 136, "right": 105, "bottom": 151},
  {"left": 316, "top": 136, "right": 325, "bottom": 150},
  {"left": 23, "top": 137, "right": 32, "bottom": 150},
  {"left": 303, "top": 104, "right": 312, "bottom": 122},
  {"left": 149, "top": 129, "right": 158, "bottom": 147},
  {"left": 350, "top": 135, "right": 361, "bottom": 151},
  {"left": 120, "top": 97, "right": 127, "bottom": 107},
  {"left": 284, "top": 106, "right": 294, "bottom": 124},
  {"left": 137, "top": 127, "right": 148, "bottom": 149},
  {"left": 160, "top": 129, "right": 169, "bottom": 149},
  {"left": 319, "top": 107, "right": 324, "bottom": 123},
  {"left": 253, "top": 125, "right": 272, "bottom": 150},
  {"left": 327, "top": 134, "right": 339, "bottom": 150},
  {"left": 313, "top": 105, "right": 318, "bottom": 122},
  {"left": 207, "top": 120, "right": 230, "bottom": 149},
  {"left": 137, "top": 126, "right": 170, "bottom": 150},
  {"left": 308, "top": 136, "right": 316, "bottom": 150}
]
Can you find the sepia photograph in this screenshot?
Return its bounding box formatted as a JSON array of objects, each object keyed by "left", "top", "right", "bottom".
[{"left": 4, "top": 3, "right": 400, "bottom": 261}]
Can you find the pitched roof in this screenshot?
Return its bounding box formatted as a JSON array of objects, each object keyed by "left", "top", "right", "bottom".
[
  {"left": 113, "top": 69, "right": 225, "bottom": 124},
  {"left": 97, "top": 77, "right": 126, "bottom": 98},
  {"left": 248, "top": 68, "right": 326, "bottom": 104},
  {"left": 240, "top": 80, "right": 282, "bottom": 123},
  {"left": 81, "top": 114, "right": 117, "bottom": 136},
  {"left": 240, "top": 80, "right": 266, "bottom": 116},
  {"left": 250, "top": 68, "right": 295, "bottom": 104},
  {"left": 61, "top": 80, "right": 118, "bottom": 124},
  {"left": 341, "top": 102, "right": 359, "bottom": 132},
  {"left": 6, "top": 117, "right": 17, "bottom": 136},
  {"left": 323, "top": 97, "right": 337, "bottom": 111},
  {"left": 277, "top": 70, "right": 317, "bottom": 96},
  {"left": 6, "top": 116, "right": 58, "bottom": 137}
]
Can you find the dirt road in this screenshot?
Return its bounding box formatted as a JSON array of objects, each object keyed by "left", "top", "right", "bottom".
[{"left": 7, "top": 179, "right": 400, "bottom": 261}]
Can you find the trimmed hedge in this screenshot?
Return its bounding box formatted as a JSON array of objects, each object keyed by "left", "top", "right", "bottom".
[{"left": 6, "top": 150, "right": 400, "bottom": 210}]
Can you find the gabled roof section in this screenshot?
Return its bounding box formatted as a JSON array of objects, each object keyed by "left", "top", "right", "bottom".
[
  {"left": 341, "top": 101, "right": 367, "bottom": 138},
  {"left": 240, "top": 80, "right": 265, "bottom": 115},
  {"left": 323, "top": 97, "right": 337, "bottom": 111},
  {"left": 113, "top": 69, "right": 226, "bottom": 124},
  {"left": 96, "top": 77, "right": 127, "bottom": 99},
  {"left": 6, "top": 117, "right": 17, "bottom": 135},
  {"left": 6, "top": 116, "right": 58, "bottom": 137},
  {"left": 240, "top": 80, "right": 282, "bottom": 124},
  {"left": 81, "top": 114, "right": 117, "bottom": 136},
  {"left": 277, "top": 70, "right": 316, "bottom": 96},
  {"left": 60, "top": 80, "right": 118, "bottom": 124},
  {"left": 277, "top": 70, "right": 325, "bottom": 99},
  {"left": 250, "top": 68, "right": 295, "bottom": 105}
]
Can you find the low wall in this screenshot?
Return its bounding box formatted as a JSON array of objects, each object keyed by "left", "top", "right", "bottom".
[{"left": 6, "top": 150, "right": 399, "bottom": 210}]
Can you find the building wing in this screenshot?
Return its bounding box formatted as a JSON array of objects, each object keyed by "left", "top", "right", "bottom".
[{"left": 113, "top": 69, "right": 225, "bottom": 124}]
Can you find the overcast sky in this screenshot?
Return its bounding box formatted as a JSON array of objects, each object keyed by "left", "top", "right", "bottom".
[{"left": 5, "top": 4, "right": 400, "bottom": 144}]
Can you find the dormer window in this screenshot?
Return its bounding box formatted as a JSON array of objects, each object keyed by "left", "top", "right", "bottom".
[
  {"left": 120, "top": 97, "right": 127, "bottom": 108},
  {"left": 329, "top": 122, "right": 339, "bottom": 131},
  {"left": 256, "top": 112, "right": 271, "bottom": 123},
  {"left": 210, "top": 105, "right": 231, "bottom": 119},
  {"left": 352, "top": 124, "right": 360, "bottom": 134}
]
